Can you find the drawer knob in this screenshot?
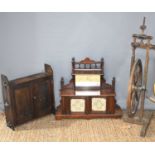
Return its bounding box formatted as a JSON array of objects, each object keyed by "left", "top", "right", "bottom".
[
  {"left": 33, "top": 96, "right": 37, "bottom": 100},
  {"left": 4, "top": 101, "right": 9, "bottom": 107}
]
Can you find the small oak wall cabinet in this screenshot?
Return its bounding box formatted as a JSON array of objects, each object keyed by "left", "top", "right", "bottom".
[
  {"left": 55, "top": 57, "right": 122, "bottom": 120},
  {"left": 1, "top": 64, "right": 55, "bottom": 130}
]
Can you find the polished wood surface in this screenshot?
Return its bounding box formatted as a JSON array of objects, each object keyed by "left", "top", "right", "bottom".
[
  {"left": 56, "top": 104, "right": 122, "bottom": 120},
  {"left": 56, "top": 57, "right": 122, "bottom": 120},
  {"left": 1, "top": 64, "right": 55, "bottom": 130}
]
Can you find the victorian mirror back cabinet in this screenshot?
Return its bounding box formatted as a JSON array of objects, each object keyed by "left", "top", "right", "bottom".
[{"left": 56, "top": 57, "right": 122, "bottom": 120}]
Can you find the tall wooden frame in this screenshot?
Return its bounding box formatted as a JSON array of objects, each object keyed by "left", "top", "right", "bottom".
[{"left": 123, "top": 17, "right": 155, "bottom": 137}]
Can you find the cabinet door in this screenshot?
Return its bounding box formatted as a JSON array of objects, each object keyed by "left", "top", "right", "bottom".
[
  {"left": 33, "top": 79, "right": 52, "bottom": 118},
  {"left": 14, "top": 85, "right": 33, "bottom": 125}
]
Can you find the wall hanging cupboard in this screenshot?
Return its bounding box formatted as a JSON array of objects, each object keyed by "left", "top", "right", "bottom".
[{"left": 1, "top": 64, "right": 55, "bottom": 130}]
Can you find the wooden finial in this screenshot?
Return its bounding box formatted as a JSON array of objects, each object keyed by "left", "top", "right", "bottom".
[
  {"left": 140, "top": 17, "right": 146, "bottom": 34},
  {"left": 101, "top": 57, "right": 104, "bottom": 74},
  {"left": 72, "top": 57, "right": 75, "bottom": 69},
  {"left": 112, "top": 77, "right": 115, "bottom": 90},
  {"left": 61, "top": 77, "right": 64, "bottom": 89}
]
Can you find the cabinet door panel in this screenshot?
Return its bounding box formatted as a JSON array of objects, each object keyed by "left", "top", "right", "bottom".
[
  {"left": 14, "top": 86, "right": 33, "bottom": 124},
  {"left": 33, "top": 80, "right": 52, "bottom": 117}
]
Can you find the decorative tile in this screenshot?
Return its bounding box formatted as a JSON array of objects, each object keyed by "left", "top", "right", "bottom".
[
  {"left": 71, "top": 99, "right": 85, "bottom": 112},
  {"left": 92, "top": 98, "right": 106, "bottom": 111}
]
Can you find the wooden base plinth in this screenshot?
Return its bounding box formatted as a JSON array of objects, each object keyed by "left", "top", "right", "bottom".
[
  {"left": 55, "top": 104, "right": 122, "bottom": 120},
  {"left": 123, "top": 111, "right": 153, "bottom": 137}
]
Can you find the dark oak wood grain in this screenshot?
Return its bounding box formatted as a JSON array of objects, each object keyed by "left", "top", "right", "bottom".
[{"left": 1, "top": 64, "right": 55, "bottom": 130}]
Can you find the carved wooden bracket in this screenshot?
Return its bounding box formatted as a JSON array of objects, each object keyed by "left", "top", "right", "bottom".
[{"left": 44, "top": 64, "right": 53, "bottom": 75}]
